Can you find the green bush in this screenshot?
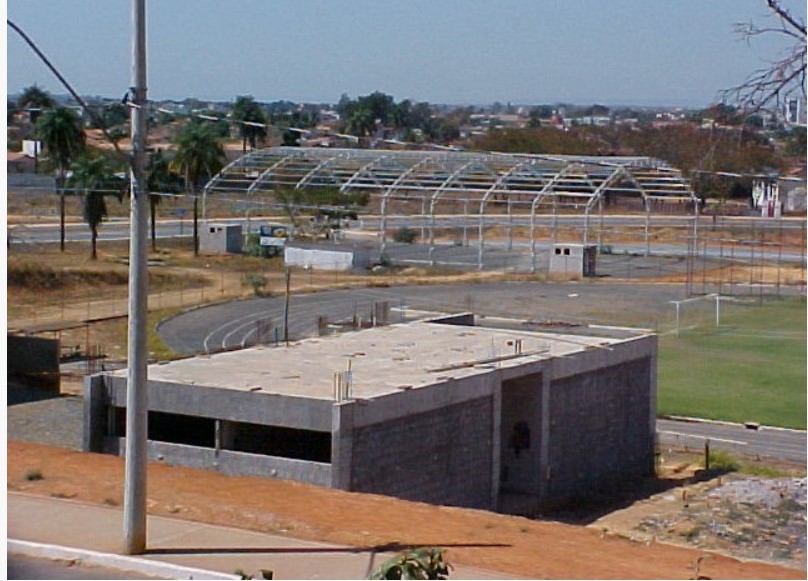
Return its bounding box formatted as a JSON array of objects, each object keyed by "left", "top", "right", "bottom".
[
  {"left": 243, "top": 273, "right": 269, "bottom": 296},
  {"left": 393, "top": 227, "right": 419, "bottom": 244},
  {"left": 370, "top": 547, "right": 450, "bottom": 580},
  {"left": 705, "top": 449, "right": 740, "bottom": 472}
]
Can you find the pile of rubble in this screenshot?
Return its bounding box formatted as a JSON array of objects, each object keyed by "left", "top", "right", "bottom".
[{"left": 634, "top": 477, "right": 806, "bottom": 569}]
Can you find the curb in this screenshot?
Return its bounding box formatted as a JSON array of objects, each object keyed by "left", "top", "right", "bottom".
[
  {"left": 8, "top": 539, "right": 240, "bottom": 580},
  {"left": 660, "top": 415, "right": 807, "bottom": 435}
]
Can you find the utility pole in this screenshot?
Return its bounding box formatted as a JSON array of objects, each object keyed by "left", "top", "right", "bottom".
[{"left": 123, "top": 0, "right": 149, "bottom": 555}]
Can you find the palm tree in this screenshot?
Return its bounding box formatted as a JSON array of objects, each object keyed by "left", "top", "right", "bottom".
[
  {"left": 231, "top": 95, "right": 268, "bottom": 154},
  {"left": 146, "top": 149, "right": 182, "bottom": 251},
  {"left": 17, "top": 84, "right": 55, "bottom": 123},
  {"left": 70, "top": 154, "right": 122, "bottom": 259},
  {"left": 35, "top": 107, "right": 85, "bottom": 252},
  {"left": 170, "top": 123, "right": 225, "bottom": 255},
  {"left": 346, "top": 106, "right": 376, "bottom": 138},
  {"left": 18, "top": 85, "right": 56, "bottom": 173}
]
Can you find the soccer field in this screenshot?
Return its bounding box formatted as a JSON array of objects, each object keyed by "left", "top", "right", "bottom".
[{"left": 657, "top": 297, "right": 807, "bottom": 429}]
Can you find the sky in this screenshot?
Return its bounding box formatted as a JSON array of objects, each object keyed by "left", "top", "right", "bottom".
[{"left": 6, "top": 0, "right": 807, "bottom": 108}]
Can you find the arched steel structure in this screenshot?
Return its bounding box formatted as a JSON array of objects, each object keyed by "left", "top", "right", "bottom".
[{"left": 205, "top": 147, "right": 699, "bottom": 271}]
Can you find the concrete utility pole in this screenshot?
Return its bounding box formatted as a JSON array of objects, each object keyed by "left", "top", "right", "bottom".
[{"left": 123, "top": 0, "right": 149, "bottom": 555}]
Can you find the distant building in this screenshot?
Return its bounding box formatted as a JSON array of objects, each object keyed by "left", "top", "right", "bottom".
[
  {"left": 199, "top": 223, "right": 243, "bottom": 255},
  {"left": 785, "top": 98, "right": 806, "bottom": 126},
  {"left": 7, "top": 151, "right": 36, "bottom": 174}
]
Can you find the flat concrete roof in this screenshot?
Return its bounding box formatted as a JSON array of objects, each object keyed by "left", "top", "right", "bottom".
[
  {"left": 120, "top": 321, "right": 638, "bottom": 400},
  {"left": 122, "top": 321, "right": 634, "bottom": 401}
]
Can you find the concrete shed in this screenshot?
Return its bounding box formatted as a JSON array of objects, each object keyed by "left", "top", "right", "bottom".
[
  {"left": 284, "top": 242, "right": 378, "bottom": 271},
  {"left": 200, "top": 223, "right": 242, "bottom": 255},
  {"left": 549, "top": 244, "right": 597, "bottom": 278},
  {"left": 85, "top": 317, "right": 656, "bottom": 514}
]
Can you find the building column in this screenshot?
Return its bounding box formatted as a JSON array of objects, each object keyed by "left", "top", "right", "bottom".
[
  {"left": 538, "top": 367, "right": 552, "bottom": 500},
  {"left": 331, "top": 402, "right": 354, "bottom": 490},
  {"left": 83, "top": 374, "right": 107, "bottom": 453},
  {"left": 490, "top": 373, "right": 502, "bottom": 511}
]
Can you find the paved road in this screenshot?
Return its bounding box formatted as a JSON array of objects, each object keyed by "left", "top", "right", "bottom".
[
  {"left": 10, "top": 213, "right": 807, "bottom": 246},
  {"left": 7, "top": 553, "right": 163, "bottom": 580},
  {"left": 657, "top": 418, "right": 807, "bottom": 464},
  {"left": 158, "top": 281, "right": 690, "bottom": 355}
]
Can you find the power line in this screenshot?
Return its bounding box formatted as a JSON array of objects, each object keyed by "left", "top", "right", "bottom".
[{"left": 7, "top": 19, "right": 128, "bottom": 163}]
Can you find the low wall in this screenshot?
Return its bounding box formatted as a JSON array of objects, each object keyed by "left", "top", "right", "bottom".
[
  {"left": 8, "top": 334, "right": 60, "bottom": 393},
  {"left": 102, "top": 437, "right": 332, "bottom": 487}
]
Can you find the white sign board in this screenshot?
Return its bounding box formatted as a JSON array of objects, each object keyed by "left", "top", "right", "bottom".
[{"left": 260, "top": 236, "right": 287, "bottom": 247}]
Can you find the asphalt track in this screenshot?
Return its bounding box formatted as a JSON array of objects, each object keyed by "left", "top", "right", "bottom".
[{"left": 158, "top": 281, "right": 690, "bottom": 355}]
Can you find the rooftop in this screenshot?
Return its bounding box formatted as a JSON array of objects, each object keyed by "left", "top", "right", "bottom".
[{"left": 123, "top": 320, "right": 642, "bottom": 401}]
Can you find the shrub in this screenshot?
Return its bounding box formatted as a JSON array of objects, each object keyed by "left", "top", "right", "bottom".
[
  {"left": 393, "top": 227, "right": 419, "bottom": 244},
  {"left": 24, "top": 469, "right": 44, "bottom": 481},
  {"left": 243, "top": 273, "right": 269, "bottom": 296},
  {"left": 705, "top": 449, "right": 740, "bottom": 472},
  {"left": 371, "top": 547, "right": 450, "bottom": 580}
]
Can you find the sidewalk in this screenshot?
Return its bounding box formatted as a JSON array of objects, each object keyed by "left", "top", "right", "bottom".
[{"left": 8, "top": 492, "right": 517, "bottom": 580}]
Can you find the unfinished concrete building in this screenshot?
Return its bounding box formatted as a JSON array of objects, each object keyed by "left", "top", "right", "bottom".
[{"left": 85, "top": 316, "right": 656, "bottom": 514}]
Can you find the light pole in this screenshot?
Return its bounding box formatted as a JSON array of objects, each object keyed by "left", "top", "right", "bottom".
[{"left": 123, "top": 0, "right": 149, "bottom": 555}]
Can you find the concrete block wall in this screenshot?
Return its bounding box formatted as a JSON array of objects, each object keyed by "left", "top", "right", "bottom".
[
  {"left": 349, "top": 397, "right": 494, "bottom": 509},
  {"left": 102, "top": 439, "right": 332, "bottom": 487},
  {"left": 545, "top": 357, "right": 653, "bottom": 501}
]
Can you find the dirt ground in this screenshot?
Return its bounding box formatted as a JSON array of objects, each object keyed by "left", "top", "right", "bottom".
[{"left": 7, "top": 441, "right": 804, "bottom": 580}]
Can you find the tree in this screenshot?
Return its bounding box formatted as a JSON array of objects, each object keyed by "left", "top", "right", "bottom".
[
  {"left": 69, "top": 154, "right": 123, "bottom": 259},
  {"left": 35, "top": 107, "right": 85, "bottom": 252},
  {"left": 146, "top": 149, "right": 183, "bottom": 251},
  {"left": 723, "top": 0, "right": 806, "bottom": 117},
  {"left": 17, "top": 84, "right": 55, "bottom": 123},
  {"left": 171, "top": 123, "right": 225, "bottom": 255},
  {"left": 232, "top": 95, "right": 268, "bottom": 154},
  {"left": 345, "top": 106, "right": 376, "bottom": 137}
]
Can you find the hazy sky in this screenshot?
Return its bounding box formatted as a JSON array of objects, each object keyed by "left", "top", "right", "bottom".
[{"left": 6, "top": 0, "right": 807, "bottom": 107}]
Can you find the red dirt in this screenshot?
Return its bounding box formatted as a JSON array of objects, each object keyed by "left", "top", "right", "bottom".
[{"left": 7, "top": 441, "right": 803, "bottom": 580}]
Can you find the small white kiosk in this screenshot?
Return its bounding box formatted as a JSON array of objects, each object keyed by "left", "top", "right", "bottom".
[{"left": 549, "top": 243, "right": 597, "bottom": 278}]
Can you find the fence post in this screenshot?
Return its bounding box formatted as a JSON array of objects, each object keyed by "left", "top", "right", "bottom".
[
  {"left": 675, "top": 301, "right": 680, "bottom": 336},
  {"left": 715, "top": 294, "right": 720, "bottom": 328},
  {"left": 704, "top": 440, "right": 711, "bottom": 471}
]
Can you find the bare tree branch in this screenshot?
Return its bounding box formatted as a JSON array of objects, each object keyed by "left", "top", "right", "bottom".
[{"left": 722, "top": 0, "right": 807, "bottom": 117}]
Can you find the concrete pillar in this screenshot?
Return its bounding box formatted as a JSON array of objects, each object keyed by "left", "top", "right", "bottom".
[
  {"left": 83, "top": 374, "right": 107, "bottom": 453},
  {"left": 538, "top": 367, "right": 552, "bottom": 500},
  {"left": 331, "top": 402, "right": 354, "bottom": 490},
  {"left": 218, "top": 420, "right": 237, "bottom": 451},
  {"left": 490, "top": 373, "right": 502, "bottom": 511},
  {"left": 647, "top": 343, "right": 658, "bottom": 475}
]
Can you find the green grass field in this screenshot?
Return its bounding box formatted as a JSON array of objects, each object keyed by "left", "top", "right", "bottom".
[{"left": 657, "top": 297, "right": 807, "bottom": 429}]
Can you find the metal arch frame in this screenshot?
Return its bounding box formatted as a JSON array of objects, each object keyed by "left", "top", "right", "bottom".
[
  {"left": 379, "top": 156, "right": 438, "bottom": 254},
  {"left": 339, "top": 155, "right": 390, "bottom": 193},
  {"left": 427, "top": 160, "right": 498, "bottom": 261},
  {"left": 476, "top": 158, "right": 546, "bottom": 270},
  {"left": 245, "top": 152, "right": 306, "bottom": 195},
  {"left": 200, "top": 147, "right": 699, "bottom": 272},
  {"left": 622, "top": 165, "right": 700, "bottom": 256},
  {"left": 294, "top": 152, "right": 349, "bottom": 190},
  {"left": 203, "top": 149, "right": 266, "bottom": 221},
  {"left": 527, "top": 163, "right": 582, "bottom": 272},
  {"left": 581, "top": 166, "right": 630, "bottom": 248}
]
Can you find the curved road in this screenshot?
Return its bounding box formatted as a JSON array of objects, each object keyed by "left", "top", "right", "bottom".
[{"left": 159, "top": 281, "right": 689, "bottom": 355}]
